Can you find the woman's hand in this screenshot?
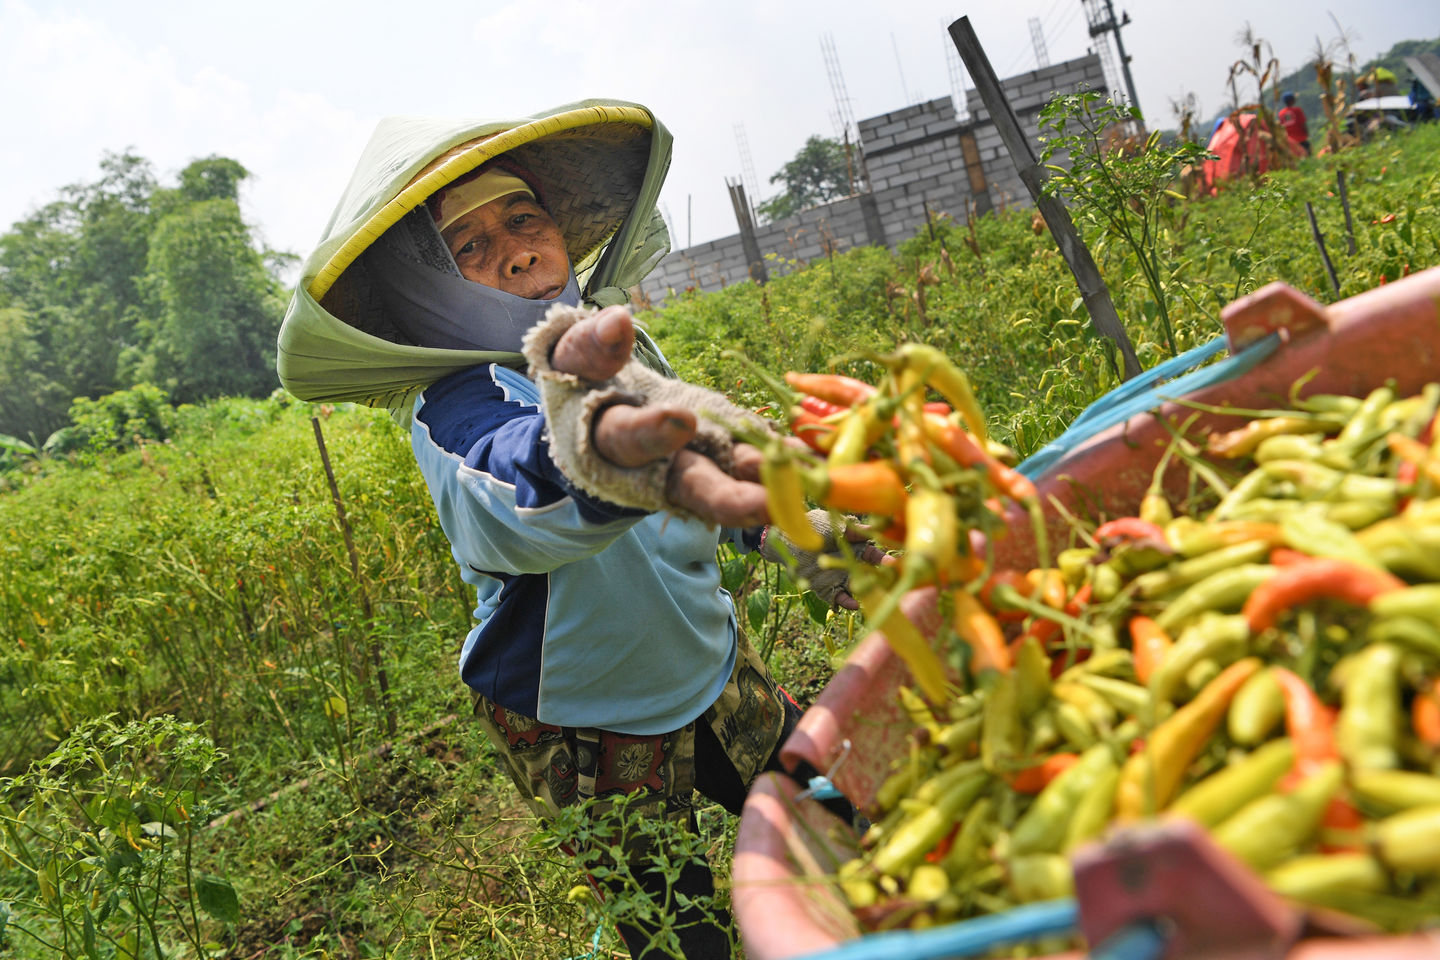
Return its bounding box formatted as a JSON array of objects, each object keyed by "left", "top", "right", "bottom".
[{"left": 549, "top": 306, "right": 770, "bottom": 527}]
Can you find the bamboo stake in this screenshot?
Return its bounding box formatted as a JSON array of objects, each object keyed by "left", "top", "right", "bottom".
[
  {"left": 948, "top": 16, "right": 1142, "bottom": 380},
  {"left": 312, "top": 417, "right": 397, "bottom": 736},
  {"left": 1305, "top": 201, "right": 1341, "bottom": 296}
]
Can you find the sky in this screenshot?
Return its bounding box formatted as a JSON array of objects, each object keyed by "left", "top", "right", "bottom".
[{"left": 2, "top": 0, "right": 1435, "bottom": 275}]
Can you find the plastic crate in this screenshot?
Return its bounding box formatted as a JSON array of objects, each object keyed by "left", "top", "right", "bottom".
[{"left": 732, "top": 267, "right": 1440, "bottom": 960}]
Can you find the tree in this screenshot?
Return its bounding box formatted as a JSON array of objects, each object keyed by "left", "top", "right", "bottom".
[{"left": 756, "top": 136, "right": 853, "bottom": 222}]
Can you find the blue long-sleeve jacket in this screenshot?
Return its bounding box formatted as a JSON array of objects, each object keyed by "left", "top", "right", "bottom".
[{"left": 411, "top": 362, "right": 756, "bottom": 735}]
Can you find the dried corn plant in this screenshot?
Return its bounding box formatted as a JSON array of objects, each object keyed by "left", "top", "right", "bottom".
[
  {"left": 1225, "top": 24, "right": 1296, "bottom": 177},
  {"left": 1312, "top": 37, "right": 1361, "bottom": 155}
]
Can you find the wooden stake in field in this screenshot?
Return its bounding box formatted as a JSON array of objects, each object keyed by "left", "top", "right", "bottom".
[{"left": 948, "top": 16, "right": 1142, "bottom": 381}]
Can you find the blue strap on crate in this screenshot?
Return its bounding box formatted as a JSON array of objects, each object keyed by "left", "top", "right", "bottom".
[{"left": 1017, "top": 332, "right": 1282, "bottom": 480}]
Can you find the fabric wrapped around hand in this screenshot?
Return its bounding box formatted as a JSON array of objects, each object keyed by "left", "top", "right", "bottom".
[
  {"left": 522, "top": 303, "right": 774, "bottom": 517},
  {"left": 758, "top": 509, "right": 861, "bottom": 609}
]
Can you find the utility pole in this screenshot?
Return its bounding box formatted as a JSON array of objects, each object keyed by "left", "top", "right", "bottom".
[
  {"left": 1028, "top": 17, "right": 1051, "bottom": 69},
  {"left": 1084, "top": 0, "right": 1142, "bottom": 123}
]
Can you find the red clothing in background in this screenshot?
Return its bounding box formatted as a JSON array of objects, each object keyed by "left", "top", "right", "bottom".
[{"left": 1279, "top": 104, "right": 1309, "bottom": 145}]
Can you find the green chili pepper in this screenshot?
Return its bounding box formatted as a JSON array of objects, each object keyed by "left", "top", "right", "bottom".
[
  {"left": 1051, "top": 681, "right": 1117, "bottom": 730},
  {"left": 1212, "top": 467, "right": 1275, "bottom": 520},
  {"left": 1013, "top": 636, "right": 1052, "bottom": 719},
  {"left": 1166, "top": 737, "right": 1294, "bottom": 827},
  {"left": 1325, "top": 384, "right": 1395, "bottom": 461},
  {"left": 1007, "top": 854, "right": 1074, "bottom": 902},
  {"left": 1371, "top": 585, "right": 1440, "bottom": 621},
  {"left": 1133, "top": 539, "right": 1273, "bottom": 599},
  {"left": 1373, "top": 803, "right": 1440, "bottom": 875},
  {"left": 1264, "top": 852, "right": 1387, "bottom": 899},
  {"left": 1279, "top": 510, "right": 1381, "bottom": 569},
  {"left": 871, "top": 769, "right": 988, "bottom": 877},
  {"left": 1261, "top": 459, "right": 1399, "bottom": 506},
  {"left": 1211, "top": 760, "right": 1343, "bottom": 871},
  {"left": 1053, "top": 701, "right": 1098, "bottom": 751},
  {"left": 1352, "top": 769, "right": 1440, "bottom": 812},
  {"left": 1337, "top": 643, "right": 1402, "bottom": 771},
  {"left": 1009, "top": 743, "right": 1117, "bottom": 855},
  {"left": 1063, "top": 763, "right": 1119, "bottom": 854},
  {"left": 942, "top": 796, "right": 994, "bottom": 878},
  {"left": 981, "top": 672, "right": 1023, "bottom": 774},
  {"left": 1228, "top": 666, "right": 1286, "bottom": 745},
  {"left": 1148, "top": 612, "right": 1251, "bottom": 704},
  {"left": 1089, "top": 560, "right": 1124, "bottom": 603},
  {"left": 1367, "top": 616, "right": 1440, "bottom": 660},
  {"left": 1077, "top": 674, "right": 1151, "bottom": 717},
  {"left": 1153, "top": 567, "right": 1274, "bottom": 635},
  {"left": 1057, "top": 649, "right": 1135, "bottom": 683},
  {"left": 1252, "top": 432, "right": 1326, "bottom": 464}
]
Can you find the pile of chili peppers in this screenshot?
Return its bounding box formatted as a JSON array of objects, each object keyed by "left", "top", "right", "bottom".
[{"left": 762, "top": 357, "right": 1440, "bottom": 937}]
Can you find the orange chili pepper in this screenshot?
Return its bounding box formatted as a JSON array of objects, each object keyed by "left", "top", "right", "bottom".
[
  {"left": 810, "top": 460, "right": 909, "bottom": 516},
  {"left": 952, "top": 588, "right": 1012, "bottom": 675},
  {"left": 1243, "top": 557, "right": 1407, "bottom": 632},
  {"left": 1095, "top": 517, "right": 1167, "bottom": 543},
  {"left": 1025, "top": 568, "right": 1067, "bottom": 611},
  {"left": 1129, "top": 616, "right": 1173, "bottom": 686},
  {"left": 1006, "top": 753, "right": 1080, "bottom": 795},
  {"left": 1268, "top": 547, "right": 1312, "bottom": 567},
  {"left": 979, "top": 569, "right": 1031, "bottom": 622},
  {"left": 1413, "top": 678, "right": 1440, "bottom": 747},
  {"left": 1023, "top": 583, "right": 1093, "bottom": 650},
  {"left": 920, "top": 411, "right": 1036, "bottom": 502},
  {"left": 784, "top": 371, "right": 877, "bottom": 407},
  {"left": 788, "top": 408, "right": 836, "bottom": 453},
  {"left": 1270, "top": 666, "right": 1340, "bottom": 788}
]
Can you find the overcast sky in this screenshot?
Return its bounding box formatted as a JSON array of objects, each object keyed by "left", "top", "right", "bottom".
[{"left": 2, "top": 0, "right": 1434, "bottom": 271}]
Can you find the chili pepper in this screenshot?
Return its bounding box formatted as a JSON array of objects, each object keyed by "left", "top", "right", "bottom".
[
  {"left": 1147, "top": 612, "right": 1250, "bottom": 704},
  {"left": 798, "top": 394, "right": 847, "bottom": 418},
  {"left": 980, "top": 670, "right": 1023, "bottom": 772},
  {"left": 1211, "top": 760, "right": 1343, "bottom": 871},
  {"left": 1268, "top": 547, "right": 1312, "bottom": 566},
  {"left": 908, "top": 862, "right": 950, "bottom": 898},
  {"left": 941, "top": 796, "right": 994, "bottom": 876},
  {"left": 1413, "top": 678, "right": 1440, "bottom": 747},
  {"left": 1271, "top": 667, "right": 1339, "bottom": 785},
  {"left": 827, "top": 400, "right": 885, "bottom": 466},
  {"left": 1368, "top": 616, "right": 1440, "bottom": 659},
  {"left": 1129, "top": 616, "right": 1172, "bottom": 686},
  {"left": 913, "top": 758, "right": 985, "bottom": 805},
  {"left": 1324, "top": 497, "right": 1397, "bottom": 531},
  {"left": 1007, "top": 854, "right": 1074, "bottom": 902},
  {"left": 789, "top": 407, "right": 837, "bottom": 453},
  {"left": 1052, "top": 701, "right": 1099, "bottom": 751},
  {"left": 1264, "top": 852, "right": 1387, "bottom": 900},
  {"left": 936, "top": 712, "right": 984, "bottom": 758},
  {"left": 978, "top": 570, "right": 1031, "bottom": 622},
  {"left": 1291, "top": 392, "right": 1363, "bottom": 417},
  {"left": 1325, "top": 384, "right": 1395, "bottom": 461},
  {"left": 1167, "top": 737, "right": 1295, "bottom": 828},
  {"left": 1388, "top": 432, "right": 1440, "bottom": 486},
  {"left": 1117, "top": 657, "right": 1262, "bottom": 820},
  {"left": 901, "top": 487, "right": 958, "bottom": 586},
  {"left": 870, "top": 768, "right": 988, "bottom": 877},
  {"left": 1005, "top": 752, "right": 1078, "bottom": 795},
  {"left": 1011, "top": 635, "right": 1052, "bottom": 717},
  {"left": 1056, "top": 548, "right": 1095, "bottom": 587},
  {"left": 1056, "top": 648, "right": 1134, "bottom": 683},
  {"left": 810, "top": 460, "right": 909, "bottom": 517},
  {"left": 1243, "top": 557, "right": 1406, "bottom": 633},
  {"left": 1208, "top": 416, "right": 1325, "bottom": 458},
  {"left": 1260, "top": 458, "right": 1400, "bottom": 505},
  {"left": 1279, "top": 510, "right": 1381, "bottom": 569},
  {"left": 784, "top": 371, "right": 877, "bottom": 408},
  {"left": 920, "top": 411, "right": 1036, "bottom": 502},
  {"left": 1370, "top": 584, "right": 1440, "bottom": 621},
  {"left": 1010, "top": 743, "right": 1118, "bottom": 855},
  {"left": 1052, "top": 681, "right": 1118, "bottom": 730},
  {"left": 1135, "top": 540, "right": 1274, "bottom": 600},
  {"left": 953, "top": 588, "right": 1013, "bottom": 676},
  {"left": 1373, "top": 803, "right": 1440, "bottom": 875},
  {"left": 1095, "top": 517, "right": 1168, "bottom": 543},
  {"left": 1356, "top": 514, "right": 1440, "bottom": 580},
  {"left": 1252, "top": 432, "right": 1326, "bottom": 464},
  {"left": 858, "top": 587, "right": 950, "bottom": 704},
  {"left": 1337, "top": 643, "right": 1402, "bottom": 772},
  {"left": 760, "top": 448, "right": 825, "bottom": 552},
  {"left": 1228, "top": 666, "right": 1286, "bottom": 745},
  {"left": 1024, "top": 707, "right": 1061, "bottom": 756},
  {"left": 1063, "top": 762, "right": 1119, "bottom": 854},
  {"left": 1164, "top": 518, "right": 1283, "bottom": 557},
  {"left": 1352, "top": 769, "right": 1440, "bottom": 811},
  {"left": 1089, "top": 561, "right": 1123, "bottom": 603},
  {"left": 892, "top": 365, "right": 932, "bottom": 473},
  {"left": 1023, "top": 583, "right": 1093, "bottom": 654},
  {"left": 1153, "top": 564, "right": 1275, "bottom": 634},
  {"left": 896, "top": 343, "right": 988, "bottom": 445},
  {"left": 1078, "top": 674, "right": 1150, "bottom": 717},
  {"left": 1212, "top": 466, "right": 1275, "bottom": 520}
]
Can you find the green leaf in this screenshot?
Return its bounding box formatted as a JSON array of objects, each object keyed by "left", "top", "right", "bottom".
[
  {"left": 746, "top": 587, "right": 771, "bottom": 633},
  {"left": 720, "top": 554, "right": 748, "bottom": 594},
  {"left": 195, "top": 874, "right": 241, "bottom": 924},
  {"left": 803, "top": 591, "right": 831, "bottom": 625}
]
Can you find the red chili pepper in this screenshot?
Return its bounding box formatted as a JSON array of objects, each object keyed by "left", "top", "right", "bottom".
[
  {"left": 1094, "top": 517, "right": 1167, "bottom": 543},
  {"left": 1271, "top": 667, "right": 1340, "bottom": 788},
  {"left": 798, "top": 394, "right": 847, "bottom": 418},
  {"left": 1242, "top": 557, "right": 1407, "bottom": 632},
  {"left": 1026, "top": 583, "right": 1093, "bottom": 650},
  {"left": 789, "top": 408, "right": 836, "bottom": 453},
  {"left": 1319, "top": 794, "right": 1366, "bottom": 853},
  {"left": 1268, "top": 547, "right": 1312, "bottom": 567},
  {"left": 923, "top": 401, "right": 953, "bottom": 415},
  {"left": 979, "top": 569, "right": 1032, "bottom": 622},
  {"left": 921, "top": 411, "right": 1037, "bottom": 502},
  {"left": 1005, "top": 753, "right": 1079, "bottom": 795},
  {"left": 784, "top": 371, "right": 877, "bottom": 407}
]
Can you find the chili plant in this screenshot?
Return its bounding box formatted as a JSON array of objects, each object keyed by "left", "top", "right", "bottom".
[{"left": 1038, "top": 91, "right": 1213, "bottom": 358}]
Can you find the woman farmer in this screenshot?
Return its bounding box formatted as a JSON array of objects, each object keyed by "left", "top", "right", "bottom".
[{"left": 276, "top": 100, "right": 868, "bottom": 957}]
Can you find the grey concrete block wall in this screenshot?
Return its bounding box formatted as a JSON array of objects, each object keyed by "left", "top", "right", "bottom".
[{"left": 636, "top": 53, "right": 1106, "bottom": 307}]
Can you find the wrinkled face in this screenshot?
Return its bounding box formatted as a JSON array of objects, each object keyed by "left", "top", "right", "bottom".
[{"left": 440, "top": 193, "right": 571, "bottom": 299}]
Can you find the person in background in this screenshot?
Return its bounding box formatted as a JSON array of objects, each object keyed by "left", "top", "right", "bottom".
[
  {"left": 275, "top": 101, "right": 871, "bottom": 959},
  {"left": 1278, "top": 91, "right": 1311, "bottom": 156},
  {"left": 1410, "top": 76, "right": 1436, "bottom": 123}
]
